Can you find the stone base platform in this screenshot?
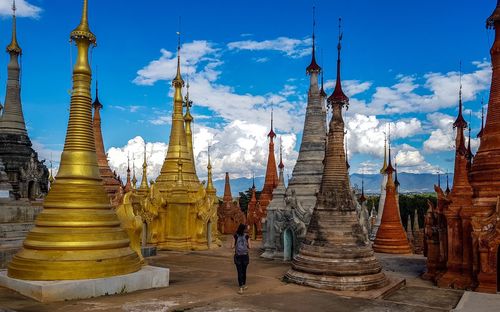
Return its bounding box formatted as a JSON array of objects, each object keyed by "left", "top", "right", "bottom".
[
  {"left": 327, "top": 275, "right": 405, "bottom": 299},
  {"left": 0, "top": 265, "right": 169, "bottom": 302}
]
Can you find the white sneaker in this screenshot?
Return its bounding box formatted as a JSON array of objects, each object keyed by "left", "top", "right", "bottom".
[
  {"left": 238, "top": 287, "right": 244, "bottom": 295},
  {"left": 242, "top": 285, "right": 248, "bottom": 290}
]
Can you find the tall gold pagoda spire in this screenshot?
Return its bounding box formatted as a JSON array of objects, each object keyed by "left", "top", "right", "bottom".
[
  {"left": 156, "top": 31, "right": 199, "bottom": 185},
  {"left": 184, "top": 80, "right": 196, "bottom": 174},
  {"left": 7, "top": 0, "right": 141, "bottom": 280}
]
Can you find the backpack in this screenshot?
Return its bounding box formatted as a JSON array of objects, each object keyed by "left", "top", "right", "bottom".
[{"left": 235, "top": 235, "right": 248, "bottom": 256}]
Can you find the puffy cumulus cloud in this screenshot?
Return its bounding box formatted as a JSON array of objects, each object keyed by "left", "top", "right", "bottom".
[
  {"left": 345, "top": 114, "right": 422, "bottom": 157},
  {"left": 107, "top": 120, "right": 298, "bottom": 184},
  {"left": 107, "top": 136, "right": 168, "bottom": 184},
  {"left": 192, "top": 121, "right": 298, "bottom": 181},
  {"left": 133, "top": 41, "right": 219, "bottom": 86},
  {"left": 335, "top": 62, "right": 491, "bottom": 116},
  {"left": 0, "top": 0, "right": 41, "bottom": 18},
  {"left": 134, "top": 40, "right": 304, "bottom": 133},
  {"left": 423, "top": 112, "right": 480, "bottom": 153},
  {"left": 227, "top": 37, "right": 312, "bottom": 58},
  {"left": 356, "top": 160, "right": 381, "bottom": 175},
  {"left": 395, "top": 148, "right": 440, "bottom": 173}
]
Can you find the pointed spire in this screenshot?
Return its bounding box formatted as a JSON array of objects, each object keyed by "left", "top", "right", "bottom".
[
  {"left": 252, "top": 171, "right": 255, "bottom": 189},
  {"left": 437, "top": 172, "right": 441, "bottom": 188},
  {"left": 380, "top": 132, "right": 388, "bottom": 174},
  {"left": 467, "top": 112, "right": 473, "bottom": 162},
  {"left": 223, "top": 172, "right": 232, "bottom": 202},
  {"left": 124, "top": 156, "right": 132, "bottom": 192},
  {"left": 206, "top": 143, "right": 215, "bottom": 191},
  {"left": 453, "top": 62, "right": 467, "bottom": 129},
  {"left": 48, "top": 158, "right": 54, "bottom": 185},
  {"left": 0, "top": 0, "right": 26, "bottom": 135},
  {"left": 139, "top": 144, "right": 149, "bottom": 190},
  {"left": 131, "top": 155, "right": 137, "bottom": 189},
  {"left": 70, "top": 0, "right": 96, "bottom": 44},
  {"left": 268, "top": 106, "right": 276, "bottom": 139},
  {"left": 277, "top": 137, "right": 285, "bottom": 186},
  {"left": 386, "top": 131, "right": 394, "bottom": 175},
  {"left": 6, "top": 0, "right": 21, "bottom": 54},
  {"left": 173, "top": 29, "right": 184, "bottom": 88},
  {"left": 92, "top": 79, "right": 102, "bottom": 110},
  {"left": 328, "top": 17, "right": 349, "bottom": 105},
  {"left": 477, "top": 99, "right": 484, "bottom": 138},
  {"left": 184, "top": 79, "right": 193, "bottom": 122},
  {"left": 360, "top": 173, "right": 366, "bottom": 203},
  {"left": 306, "top": 6, "right": 321, "bottom": 74}
]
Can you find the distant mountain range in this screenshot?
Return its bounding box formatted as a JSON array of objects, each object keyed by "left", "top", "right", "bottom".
[{"left": 213, "top": 172, "right": 452, "bottom": 197}]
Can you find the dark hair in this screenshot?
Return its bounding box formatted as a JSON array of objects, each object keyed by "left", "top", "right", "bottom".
[{"left": 236, "top": 223, "right": 246, "bottom": 236}]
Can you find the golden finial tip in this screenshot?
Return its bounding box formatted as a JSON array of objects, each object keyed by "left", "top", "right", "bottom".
[
  {"left": 70, "top": 0, "right": 96, "bottom": 44},
  {"left": 6, "top": 0, "right": 21, "bottom": 54}
]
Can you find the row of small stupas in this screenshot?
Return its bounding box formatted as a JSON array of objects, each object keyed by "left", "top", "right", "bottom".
[
  {"left": 0, "top": 1, "right": 48, "bottom": 269},
  {"left": 422, "top": 1, "right": 500, "bottom": 294}
]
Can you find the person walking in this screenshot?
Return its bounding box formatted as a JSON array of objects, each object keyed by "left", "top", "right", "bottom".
[{"left": 232, "top": 223, "right": 251, "bottom": 294}]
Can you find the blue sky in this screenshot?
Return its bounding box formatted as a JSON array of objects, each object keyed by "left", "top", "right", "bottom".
[{"left": 0, "top": 0, "right": 496, "bottom": 184}]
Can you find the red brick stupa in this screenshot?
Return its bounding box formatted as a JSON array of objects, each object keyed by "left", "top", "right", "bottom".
[
  {"left": 468, "top": 0, "right": 500, "bottom": 293},
  {"left": 217, "top": 172, "right": 246, "bottom": 234},
  {"left": 247, "top": 112, "right": 278, "bottom": 239},
  {"left": 373, "top": 146, "right": 412, "bottom": 254},
  {"left": 437, "top": 76, "right": 474, "bottom": 289},
  {"left": 92, "top": 81, "right": 123, "bottom": 204}
]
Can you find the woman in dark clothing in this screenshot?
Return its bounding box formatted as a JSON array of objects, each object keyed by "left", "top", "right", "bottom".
[{"left": 232, "top": 223, "right": 251, "bottom": 294}]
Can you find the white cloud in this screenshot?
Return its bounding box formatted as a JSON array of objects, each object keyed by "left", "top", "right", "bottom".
[
  {"left": 0, "top": 0, "right": 41, "bottom": 18},
  {"left": 341, "top": 62, "right": 491, "bottom": 116},
  {"left": 345, "top": 114, "right": 422, "bottom": 157},
  {"left": 133, "top": 41, "right": 218, "bottom": 86},
  {"left": 110, "top": 105, "right": 142, "bottom": 113},
  {"left": 107, "top": 136, "right": 168, "bottom": 184},
  {"left": 107, "top": 121, "right": 298, "bottom": 185},
  {"left": 131, "top": 37, "right": 490, "bottom": 177},
  {"left": 255, "top": 57, "right": 269, "bottom": 63},
  {"left": 134, "top": 40, "right": 304, "bottom": 133},
  {"left": 149, "top": 116, "right": 170, "bottom": 126},
  {"left": 227, "top": 37, "right": 312, "bottom": 58}
]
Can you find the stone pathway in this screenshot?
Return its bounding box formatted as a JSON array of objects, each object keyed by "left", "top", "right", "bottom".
[{"left": 0, "top": 238, "right": 496, "bottom": 311}]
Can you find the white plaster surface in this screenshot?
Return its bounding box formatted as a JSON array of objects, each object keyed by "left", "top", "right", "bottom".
[{"left": 0, "top": 265, "right": 169, "bottom": 302}]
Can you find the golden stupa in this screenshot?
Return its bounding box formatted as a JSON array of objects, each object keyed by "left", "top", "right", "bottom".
[
  {"left": 117, "top": 38, "right": 219, "bottom": 251},
  {"left": 7, "top": 0, "right": 141, "bottom": 280}
]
